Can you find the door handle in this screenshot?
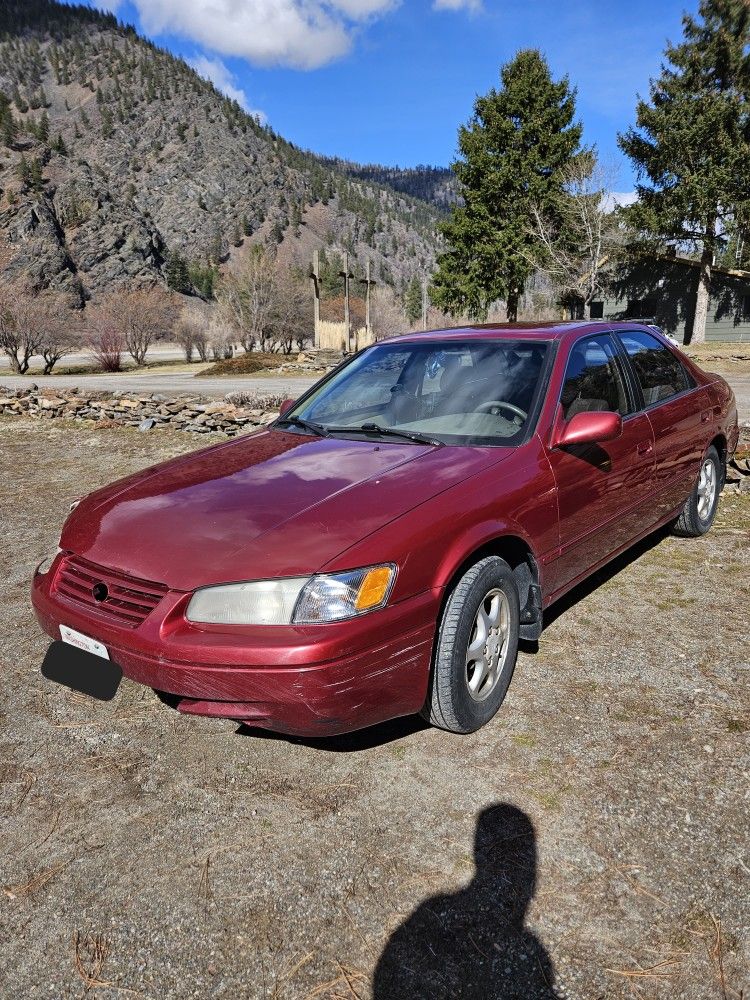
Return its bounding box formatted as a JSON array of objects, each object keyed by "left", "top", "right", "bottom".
[
  {"left": 637, "top": 441, "right": 653, "bottom": 455},
  {"left": 700, "top": 410, "right": 711, "bottom": 423}
]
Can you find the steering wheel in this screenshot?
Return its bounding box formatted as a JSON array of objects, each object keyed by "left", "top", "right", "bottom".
[{"left": 475, "top": 400, "right": 528, "bottom": 423}]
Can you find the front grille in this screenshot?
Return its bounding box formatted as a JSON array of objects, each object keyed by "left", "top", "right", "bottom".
[{"left": 53, "top": 555, "right": 167, "bottom": 628}]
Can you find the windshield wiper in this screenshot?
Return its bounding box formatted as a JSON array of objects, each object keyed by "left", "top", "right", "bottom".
[
  {"left": 356, "top": 423, "right": 443, "bottom": 447},
  {"left": 276, "top": 416, "right": 330, "bottom": 437}
]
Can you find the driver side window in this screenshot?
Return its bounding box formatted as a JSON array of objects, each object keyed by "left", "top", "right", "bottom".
[{"left": 561, "top": 336, "right": 631, "bottom": 421}]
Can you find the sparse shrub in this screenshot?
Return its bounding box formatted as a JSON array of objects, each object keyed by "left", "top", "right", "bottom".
[
  {"left": 86, "top": 311, "right": 125, "bottom": 372},
  {"left": 174, "top": 311, "right": 208, "bottom": 362}
]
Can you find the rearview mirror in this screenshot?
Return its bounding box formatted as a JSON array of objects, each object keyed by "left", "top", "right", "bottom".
[
  {"left": 279, "top": 398, "right": 295, "bottom": 416},
  {"left": 555, "top": 410, "right": 622, "bottom": 448}
]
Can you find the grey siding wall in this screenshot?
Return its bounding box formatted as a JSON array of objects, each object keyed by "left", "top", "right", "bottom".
[{"left": 591, "top": 264, "right": 750, "bottom": 343}]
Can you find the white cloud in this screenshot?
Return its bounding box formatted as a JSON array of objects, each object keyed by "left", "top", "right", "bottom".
[
  {"left": 188, "top": 54, "right": 266, "bottom": 122},
  {"left": 602, "top": 191, "right": 638, "bottom": 212},
  {"left": 129, "top": 0, "right": 397, "bottom": 70},
  {"left": 433, "top": 0, "right": 482, "bottom": 11}
]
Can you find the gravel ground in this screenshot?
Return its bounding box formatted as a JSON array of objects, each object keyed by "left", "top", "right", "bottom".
[{"left": 1, "top": 417, "right": 748, "bottom": 1000}]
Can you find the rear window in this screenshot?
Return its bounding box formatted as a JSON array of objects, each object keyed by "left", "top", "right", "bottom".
[{"left": 619, "top": 331, "right": 692, "bottom": 405}]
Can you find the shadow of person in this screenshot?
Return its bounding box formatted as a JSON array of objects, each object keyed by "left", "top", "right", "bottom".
[{"left": 373, "top": 803, "right": 556, "bottom": 999}]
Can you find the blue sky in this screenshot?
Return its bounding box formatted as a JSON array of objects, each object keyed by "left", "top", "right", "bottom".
[{"left": 87, "top": 0, "right": 695, "bottom": 193}]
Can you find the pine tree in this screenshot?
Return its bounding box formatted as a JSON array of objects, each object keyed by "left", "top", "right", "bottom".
[
  {"left": 29, "top": 157, "right": 44, "bottom": 192},
  {"left": 0, "top": 91, "right": 16, "bottom": 148},
  {"left": 37, "top": 110, "right": 50, "bottom": 144},
  {"left": 165, "top": 250, "right": 191, "bottom": 293},
  {"left": 17, "top": 154, "right": 32, "bottom": 189},
  {"left": 618, "top": 0, "right": 750, "bottom": 343},
  {"left": 53, "top": 132, "right": 68, "bottom": 156},
  {"left": 404, "top": 276, "right": 423, "bottom": 324},
  {"left": 431, "top": 50, "right": 583, "bottom": 321}
]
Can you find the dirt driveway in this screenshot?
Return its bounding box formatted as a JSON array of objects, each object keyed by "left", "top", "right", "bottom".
[{"left": 1, "top": 417, "right": 748, "bottom": 1000}]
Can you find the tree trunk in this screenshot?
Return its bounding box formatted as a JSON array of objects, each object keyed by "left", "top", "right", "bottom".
[
  {"left": 506, "top": 287, "right": 519, "bottom": 322},
  {"left": 690, "top": 224, "right": 715, "bottom": 345}
]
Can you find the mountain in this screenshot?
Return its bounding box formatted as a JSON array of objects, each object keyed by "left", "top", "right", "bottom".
[
  {"left": 320, "top": 159, "right": 460, "bottom": 209},
  {"left": 0, "top": 0, "right": 447, "bottom": 305}
]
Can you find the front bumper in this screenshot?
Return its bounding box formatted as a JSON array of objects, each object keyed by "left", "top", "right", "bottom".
[{"left": 31, "top": 561, "right": 438, "bottom": 737}]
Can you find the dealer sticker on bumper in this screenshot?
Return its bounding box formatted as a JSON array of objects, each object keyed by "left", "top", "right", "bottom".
[{"left": 59, "top": 625, "right": 110, "bottom": 661}]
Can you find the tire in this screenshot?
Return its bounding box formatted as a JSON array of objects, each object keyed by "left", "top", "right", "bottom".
[
  {"left": 422, "top": 556, "right": 520, "bottom": 734},
  {"left": 673, "top": 445, "right": 721, "bottom": 537}
]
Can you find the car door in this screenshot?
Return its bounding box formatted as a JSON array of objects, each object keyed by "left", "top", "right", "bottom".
[
  {"left": 545, "top": 333, "right": 656, "bottom": 596},
  {"left": 615, "top": 330, "right": 713, "bottom": 522}
]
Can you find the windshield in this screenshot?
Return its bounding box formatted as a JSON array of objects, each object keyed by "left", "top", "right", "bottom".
[{"left": 282, "top": 339, "right": 550, "bottom": 446}]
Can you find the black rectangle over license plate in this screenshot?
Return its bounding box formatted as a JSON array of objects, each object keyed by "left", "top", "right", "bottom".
[{"left": 41, "top": 641, "right": 123, "bottom": 701}]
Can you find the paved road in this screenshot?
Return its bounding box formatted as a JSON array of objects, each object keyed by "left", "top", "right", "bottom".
[
  {"left": 727, "top": 373, "right": 750, "bottom": 425},
  {"left": 0, "top": 345, "right": 186, "bottom": 371},
  {"left": 0, "top": 370, "right": 748, "bottom": 422},
  {"left": 0, "top": 372, "right": 318, "bottom": 399}
]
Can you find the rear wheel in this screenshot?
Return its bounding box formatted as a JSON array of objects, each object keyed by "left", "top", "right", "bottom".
[
  {"left": 422, "top": 556, "right": 520, "bottom": 734},
  {"left": 673, "top": 445, "right": 721, "bottom": 537}
]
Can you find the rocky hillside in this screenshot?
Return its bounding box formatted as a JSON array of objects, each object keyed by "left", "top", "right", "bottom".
[
  {"left": 321, "top": 159, "right": 459, "bottom": 209},
  {"left": 0, "top": 0, "right": 446, "bottom": 305}
]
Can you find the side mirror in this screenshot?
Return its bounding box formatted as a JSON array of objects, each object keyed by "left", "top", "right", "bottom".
[
  {"left": 555, "top": 410, "right": 622, "bottom": 448},
  {"left": 279, "top": 398, "right": 295, "bottom": 416}
]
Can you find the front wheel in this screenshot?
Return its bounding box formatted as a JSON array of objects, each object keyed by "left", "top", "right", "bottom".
[
  {"left": 422, "top": 556, "right": 520, "bottom": 734},
  {"left": 672, "top": 445, "right": 721, "bottom": 537}
]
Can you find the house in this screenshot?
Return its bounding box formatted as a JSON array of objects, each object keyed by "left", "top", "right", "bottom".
[{"left": 583, "top": 255, "right": 750, "bottom": 343}]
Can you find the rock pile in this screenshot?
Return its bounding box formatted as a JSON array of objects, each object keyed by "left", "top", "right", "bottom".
[{"left": 0, "top": 386, "right": 282, "bottom": 436}]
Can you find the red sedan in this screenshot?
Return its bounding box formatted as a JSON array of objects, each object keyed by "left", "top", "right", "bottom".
[{"left": 32, "top": 322, "right": 739, "bottom": 736}]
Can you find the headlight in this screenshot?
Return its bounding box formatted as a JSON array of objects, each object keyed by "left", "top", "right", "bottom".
[{"left": 185, "top": 564, "right": 396, "bottom": 626}]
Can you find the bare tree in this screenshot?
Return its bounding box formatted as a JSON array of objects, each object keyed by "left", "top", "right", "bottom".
[
  {"left": 217, "top": 246, "right": 277, "bottom": 353},
  {"left": 38, "top": 297, "right": 80, "bottom": 373},
  {"left": 370, "top": 285, "right": 408, "bottom": 341},
  {"left": 0, "top": 282, "right": 47, "bottom": 373},
  {"left": 100, "top": 285, "right": 175, "bottom": 366},
  {"left": 207, "top": 316, "right": 236, "bottom": 360},
  {"left": 86, "top": 301, "right": 126, "bottom": 372},
  {"left": 270, "top": 270, "right": 311, "bottom": 354},
  {"left": 174, "top": 312, "right": 206, "bottom": 363},
  {"left": 193, "top": 319, "right": 211, "bottom": 362},
  {"left": 527, "top": 156, "right": 625, "bottom": 313}
]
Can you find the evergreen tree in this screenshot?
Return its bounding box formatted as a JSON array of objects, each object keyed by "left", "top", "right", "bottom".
[
  {"left": 618, "top": 0, "right": 750, "bottom": 343},
  {"left": 53, "top": 132, "right": 68, "bottom": 156},
  {"left": 16, "top": 154, "right": 32, "bottom": 189},
  {"left": 11, "top": 84, "right": 27, "bottom": 113},
  {"left": 165, "top": 250, "right": 191, "bottom": 293},
  {"left": 37, "top": 110, "right": 50, "bottom": 143},
  {"left": 431, "top": 50, "right": 583, "bottom": 321},
  {"left": 0, "top": 91, "right": 16, "bottom": 148},
  {"left": 29, "top": 157, "right": 44, "bottom": 192},
  {"left": 404, "top": 276, "right": 423, "bottom": 324}
]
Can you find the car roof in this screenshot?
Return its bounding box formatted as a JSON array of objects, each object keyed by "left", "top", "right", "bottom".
[{"left": 380, "top": 320, "right": 651, "bottom": 346}]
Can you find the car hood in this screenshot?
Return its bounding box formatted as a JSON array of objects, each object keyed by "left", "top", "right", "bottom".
[{"left": 61, "top": 429, "right": 510, "bottom": 590}]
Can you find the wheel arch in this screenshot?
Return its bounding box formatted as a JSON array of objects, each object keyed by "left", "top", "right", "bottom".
[{"left": 436, "top": 529, "right": 543, "bottom": 641}]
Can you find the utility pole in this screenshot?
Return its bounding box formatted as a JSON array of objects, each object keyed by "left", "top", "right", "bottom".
[
  {"left": 309, "top": 250, "right": 321, "bottom": 348},
  {"left": 360, "top": 259, "right": 376, "bottom": 344},
  {"left": 339, "top": 253, "right": 353, "bottom": 352},
  {"left": 422, "top": 278, "right": 428, "bottom": 331}
]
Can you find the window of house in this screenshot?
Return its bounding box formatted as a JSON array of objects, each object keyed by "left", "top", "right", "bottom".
[
  {"left": 618, "top": 330, "right": 692, "bottom": 405},
  {"left": 626, "top": 298, "right": 657, "bottom": 319},
  {"left": 560, "top": 335, "right": 632, "bottom": 420},
  {"left": 743, "top": 294, "right": 750, "bottom": 321},
  {"left": 589, "top": 301, "right": 604, "bottom": 319}
]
